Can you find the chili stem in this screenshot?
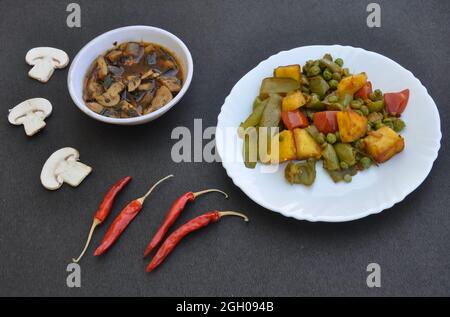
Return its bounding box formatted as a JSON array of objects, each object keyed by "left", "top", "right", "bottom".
[
  {"left": 193, "top": 189, "right": 228, "bottom": 199},
  {"left": 137, "top": 174, "right": 174, "bottom": 204},
  {"left": 218, "top": 211, "right": 249, "bottom": 222},
  {"left": 72, "top": 218, "right": 101, "bottom": 263}
]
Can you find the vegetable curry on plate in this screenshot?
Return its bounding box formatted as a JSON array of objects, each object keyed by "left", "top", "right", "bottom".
[{"left": 239, "top": 54, "right": 409, "bottom": 185}]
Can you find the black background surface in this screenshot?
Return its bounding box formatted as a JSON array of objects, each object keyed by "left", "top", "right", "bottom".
[{"left": 0, "top": 0, "right": 449, "bottom": 296}]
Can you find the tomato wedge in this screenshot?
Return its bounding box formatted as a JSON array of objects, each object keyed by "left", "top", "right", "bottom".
[
  {"left": 354, "top": 81, "right": 373, "bottom": 100},
  {"left": 313, "top": 111, "right": 339, "bottom": 134},
  {"left": 384, "top": 89, "right": 410, "bottom": 116},
  {"left": 281, "top": 110, "right": 309, "bottom": 130}
]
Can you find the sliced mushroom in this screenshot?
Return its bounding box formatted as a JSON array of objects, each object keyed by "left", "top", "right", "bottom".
[
  {"left": 127, "top": 76, "right": 141, "bottom": 92},
  {"left": 106, "top": 50, "right": 123, "bottom": 63},
  {"left": 107, "top": 82, "right": 125, "bottom": 95},
  {"left": 40, "top": 147, "right": 92, "bottom": 190},
  {"left": 95, "top": 93, "right": 120, "bottom": 108},
  {"left": 138, "top": 82, "right": 154, "bottom": 91},
  {"left": 25, "top": 47, "right": 69, "bottom": 83},
  {"left": 8, "top": 98, "right": 52, "bottom": 136},
  {"left": 141, "top": 69, "right": 154, "bottom": 80},
  {"left": 86, "top": 102, "right": 104, "bottom": 114},
  {"left": 119, "top": 100, "right": 140, "bottom": 116},
  {"left": 96, "top": 56, "right": 108, "bottom": 80},
  {"left": 146, "top": 86, "right": 173, "bottom": 113},
  {"left": 87, "top": 77, "right": 104, "bottom": 98},
  {"left": 157, "top": 76, "right": 182, "bottom": 93}
]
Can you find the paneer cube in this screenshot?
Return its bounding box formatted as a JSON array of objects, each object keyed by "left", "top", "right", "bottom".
[
  {"left": 282, "top": 91, "right": 306, "bottom": 111},
  {"left": 336, "top": 109, "right": 368, "bottom": 143},
  {"left": 293, "top": 128, "right": 322, "bottom": 160},
  {"left": 337, "top": 72, "right": 368, "bottom": 96},
  {"left": 270, "top": 130, "right": 297, "bottom": 163},
  {"left": 362, "top": 126, "right": 405, "bottom": 163},
  {"left": 274, "top": 64, "right": 302, "bottom": 82}
]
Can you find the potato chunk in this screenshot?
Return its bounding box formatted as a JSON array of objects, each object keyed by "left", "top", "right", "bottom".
[
  {"left": 337, "top": 72, "right": 368, "bottom": 96},
  {"left": 270, "top": 130, "right": 297, "bottom": 163},
  {"left": 293, "top": 128, "right": 322, "bottom": 160},
  {"left": 274, "top": 64, "right": 301, "bottom": 82},
  {"left": 336, "top": 109, "right": 368, "bottom": 143},
  {"left": 362, "top": 126, "right": 404, "bottom": 163},
  {"left": 282, "top": 91, "right": 306, "bottom": 112}
]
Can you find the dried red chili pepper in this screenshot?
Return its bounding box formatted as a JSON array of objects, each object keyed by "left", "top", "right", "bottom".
[
  {"left": 72, "top": 176, "right": 132, "bottom": 263},
  {"left": 146, "top": 210, "right": 249, "bottom": 272},
  {"left": 94, "top": 174, "right": 173, "bottom": 256},
  {"left": 143, "top": 189, "right": 228, "bottom": 258}
]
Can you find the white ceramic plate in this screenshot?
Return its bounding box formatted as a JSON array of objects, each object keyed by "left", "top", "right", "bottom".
[{"left": 216, "top": 45, "right": 441, "bottom": 222}]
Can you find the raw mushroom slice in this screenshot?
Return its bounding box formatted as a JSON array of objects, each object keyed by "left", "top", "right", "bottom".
[
  {"left": 40, "top": 147, "right": 92, "bottom": 190},
  {"left": 8, "top": 98, "right": 52, "bottom": 136},
  {"left": 25, "top": 47, "right": 69, "bottom": 83}
]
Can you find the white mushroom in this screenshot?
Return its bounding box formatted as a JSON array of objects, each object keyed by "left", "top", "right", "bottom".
[
  {"left": 8, "top": 98, "right": 52, "bottom": 136},
  {"left": 40, "top": 147, "right": 92, "bottom": 190},
  {"left": 25, "top": 47, "right": 69, "bottom": 83}
]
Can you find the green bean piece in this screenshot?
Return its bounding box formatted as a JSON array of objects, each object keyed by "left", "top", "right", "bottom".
[
  {"left": 339, "top": 93, "right": 353, "bottom": 108},
  {"left": 328, "top": 79, "right": 339, "bottom": 90},
  {"left": 375, "top": 121, "right": 384, "bottom": 130},
  {"left": 326, "top": 133, "right": 337, "bottom": 144},
  {"left": 334, "top": 58, "right": 344, "bottom": 67},
  {"left": 322, "top": 143, "right": 340, "bottom": 171},
  {"left": 259, "top": 77, "right": 300, "bottom": 97},
  {"left": 334, "top": 143, "right": 357, "bottom": 166},
  {"left": 323, "top": 53, "right": 333, "bottom": 61},
  {"left": 327, "top": 95, "right": 339, "bottom": 103},
  {"left": 350, "top": 99, "right": 363, "bottom": 109},
  {"left": 285, "top": 159, "right": 317, "bottom": 186},
  {"left": 252, "top": 96, "right": 263, "bottom": 110},
  {"left": 309, "top": 76, "right": 330, "bottom": 98},
  {"left": 360, "top": 157, "right": 372, "bottom": 169},
  {"left": 305, "top": 93, "right": 325, "bottom": 110},
  {"left": 323, "top": 69, "right": 332, "bottom": 80},
  {"left": 305, "top": 125, "right": 323, "bottom": 144},
  {"left": 367, "top": 100, "right": 384, "bottom": 113},
  {"left": 243, "top": 128, "right": 258, "bottom": 169},
  {"left": 319, "top": 58, "right": 342, "bottom": 74}
]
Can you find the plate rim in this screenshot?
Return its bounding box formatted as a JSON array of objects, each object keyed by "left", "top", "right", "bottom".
[{"left": 216, "top": 44, "right": 442, "bottom": 222}]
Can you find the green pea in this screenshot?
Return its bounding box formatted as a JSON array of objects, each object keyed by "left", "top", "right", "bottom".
[
  {"left": 323, "top": 69, "right": 332, "bottom": 80},
  {"left": 392, "top": 118, "right": 406, "bottom": 132},
  {"left": 340, "top": 161, "right": 349, "bottom": 169},
  {"left": 328, "top": 95, "right": 339, "bottom": 103},
  {"left": 367, "top": 100, "right": 385, "bottom": 113},
  {"left": 360, "top": 105, "right": 369, "bottom": 116},
  {"left": 332, "top": 72, "right": 342, "bottom": 81},
  {"left": 326, "top": 133, "right": 337, "bottom": 144},
  {"left": 329, "top": 79, "right": 339, "bottom": 89},
  {"left": 350, "top": 100, "right": 362, "bottom": 109},
  {"left": 334, "top": 58, "right": 344, "bottom": 67},
  {"left": 375, "top": 122, "right": 384, "bottom": 130},
  {"left": 308, "top": 65, "right": 321, "bottom": 77},
  {"left": 360, "top": 157, "right": 372, "bottom": 169},
  {"left": 343, "top": 174, "right": 352, "bottom": 183}
]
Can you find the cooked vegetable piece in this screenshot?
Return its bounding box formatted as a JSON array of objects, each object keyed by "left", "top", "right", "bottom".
[
  {"left": 293, "top": 128, "right": 322, "bottom": 160},
  {"left": 362, "top": 126, "right": 404, "bottom": 163},
  {"left": 354, "top": 81, "right": 372, "bottom": 100},
  {"left": 333, "top": 143, "right": 357, "bottom": 166},
  {"left": 327, "top": 166, "right": 357, "bottom": 183},
  {"left": 97, "top": 56, "right": 108, "bottom": 80},
  {"left": 106, "top": 50, "right": 122, "bottom": 63},
  {"left": 336, "top": 109, "right": 368, "bottom": 143},
  {"left": 337, "top": 72, "right": 367, "bottom": 96},
  {"left": 313, "top": 111, "right": 339, "bottom": 134},
  {"left": 148, "top": 86, "right": 173, "bottom": 112},
  {"left": 243, "top": 128, "right": 258, "bottom": 168},
  {"left": 306, "top": 93, "right": 326, "bottom": 110},
  {"left": 282, "top": 91, "right": 306, "bottom": 111},
  {"left": 127, "top": 76, "right": 141, "bottom": 92},
  {"left": 309, "top": 76, "right": 330, "bottom": 97},
  {"left": 270, "top": 130, "right": 297, "bottom": 163},
  {"left": 367, "top": 100, "right": 385, "bottom": 113},
  {"left": 238, "top": 99, "right": 268, "bottom": 136},
  {"left": 281, "top": 110, "right": 308, "bottom": 130},
  {"left": 322, "top": 143, "right": 340, "bottom": 171},
  {"left": 274, "top": 64, "right": 301, "bottom": 82},
  {"left": 319, "top": 58, "right": 342, "bottom": 74},
  {"left": 158, "top": 76, "right": 181, "bottom": 93},
  {"left": 259, "top": 78, "right": 300, "bottom": 97},
  {"left": 285, "top": 159, "right": 316, "bottom": 186},
  {"left": 384, "top": 89, "right": 410, "bottom": 116},
  {"left": 260, "top": 94, "right": 282, "bottom": 128}
]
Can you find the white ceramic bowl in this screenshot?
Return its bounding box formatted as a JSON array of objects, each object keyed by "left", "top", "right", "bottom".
[
  {"left": 67, "top": 25, "right": 193, "bottom": 125},
  {"left": 216, "top": 45, "right": 441, "bottom": 222}
]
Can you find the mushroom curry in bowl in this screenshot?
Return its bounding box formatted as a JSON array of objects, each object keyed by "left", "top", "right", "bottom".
[{"left": 83, "top": 41, "right": 183, "bottom": 118}]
